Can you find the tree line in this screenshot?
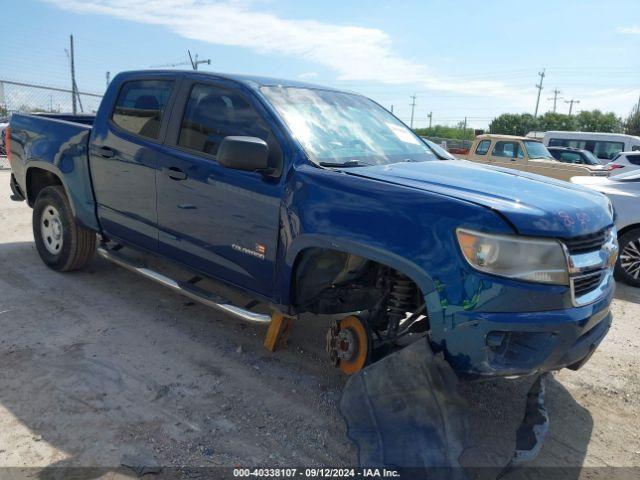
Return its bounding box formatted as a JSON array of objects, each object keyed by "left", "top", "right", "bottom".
[{"left": 415, "top": 105, "right": 640, "bottom": 139}]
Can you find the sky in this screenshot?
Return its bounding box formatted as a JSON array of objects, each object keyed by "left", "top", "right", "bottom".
[{"left": 2, "top": 0, "right": 639, "bottom": 128}]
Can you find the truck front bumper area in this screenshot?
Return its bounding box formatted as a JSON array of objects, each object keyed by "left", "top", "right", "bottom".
[{"left": 440, "top": 290, "right": 613, "bottom": 377}]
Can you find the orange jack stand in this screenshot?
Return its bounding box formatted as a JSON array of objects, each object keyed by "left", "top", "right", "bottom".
[{"left": 264, "top": 312, "right": 296, "bottom": 352}]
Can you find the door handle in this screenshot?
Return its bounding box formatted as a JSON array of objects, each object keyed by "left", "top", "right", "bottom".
[
  {"left": 95, "top": 146, "right": 115, "bottom": 158},
  {"left": 165, "top": 167, "right": 187, "bottom": 181}
]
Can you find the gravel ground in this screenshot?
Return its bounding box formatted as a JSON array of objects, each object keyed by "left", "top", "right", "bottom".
[{"left": 0, "top": 170, "right": 638, "bottom": 478}]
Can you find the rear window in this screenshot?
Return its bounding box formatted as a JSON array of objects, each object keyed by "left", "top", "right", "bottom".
[
  {"left": 627, "top": 154, "right": 640, "bottom": 166},
  {"left": 557, "top": 151, "right": 582, "bottom": 164},
  {"left": 111, "top": 80, "right": 174, "bottom": 140}
]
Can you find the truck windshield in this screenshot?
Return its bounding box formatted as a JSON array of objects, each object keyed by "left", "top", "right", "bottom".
[
  {"left": 581, "top": 150, "right": 602, "bottom": 165},
  {"left": 523, "top": 141, "right": 554, "bottom": 160},
  {"left": 261, "top": 86, "right": 437, "bottom": 166}
]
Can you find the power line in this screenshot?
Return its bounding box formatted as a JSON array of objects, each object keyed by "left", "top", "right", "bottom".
[
  {"left": 547, "top": 88, "right": 562, "bottom": 113},
  {"left": 565, "top": 98, "right": 580, "bottom": 115},
  {"left": 534, "top": 68, "right": 545, "bottom": 117},
  {"left": 409, "top": 94, "right": 417, "bottom": 128},
  {"left": 150, "top": 50, "right": 211, "bottom": 70}
]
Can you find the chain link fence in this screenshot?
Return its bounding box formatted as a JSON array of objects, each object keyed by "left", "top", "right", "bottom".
[
  {"left": 0, "top": 79, "right": 103, "bottom": 115},
  {"left": 0, "top": 79, "right": 103, "bottom": 169}
]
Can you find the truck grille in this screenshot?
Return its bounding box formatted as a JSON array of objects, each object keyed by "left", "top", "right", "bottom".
[
  {"left": 572, "top": 271, "right": 603, "bottom": 297},
  {"left": 562, "top": 229, "right": 607, "bottom": 255}
]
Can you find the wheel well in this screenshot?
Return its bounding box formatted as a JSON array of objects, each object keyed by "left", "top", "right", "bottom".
[
  {"left": 26, "top": 168, "right": 63, "bottom": 207},
  {"left": 291, "top": 247, "right": 425, "bottom": 318},
  {"left": 617, "top": 224, "right": 640, "bottom": 240}
]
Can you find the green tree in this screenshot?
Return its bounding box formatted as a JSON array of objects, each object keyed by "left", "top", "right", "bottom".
[
  {"left": 625, "top": 104, "right": 640, "bottom": 136},
  {"left": 414, "top": 124, "right": 474, "bottom": 140},
  {"left": 488, "top": 113, "right": 538, "bottom": 136},
  {"left": 536, "top": 112, "right": 577, "bottom": 131},
  {"left": 0, "top": 105, "right": 7, "bottom": 116},
  {"left": 574, "top": 110, "right": 622, "bottom": 132}
]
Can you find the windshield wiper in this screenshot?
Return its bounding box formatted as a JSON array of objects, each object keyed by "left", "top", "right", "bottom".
[{"left": 319, "top": 160, "right": 374, "bottom": 168}]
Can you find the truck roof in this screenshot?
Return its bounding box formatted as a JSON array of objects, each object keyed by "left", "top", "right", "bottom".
[
  {"left": 122, "top": 69, "right": 349, "bottom": 93},
  {"left": 474, "top": 134, "right": 536, "bottom": 141}
]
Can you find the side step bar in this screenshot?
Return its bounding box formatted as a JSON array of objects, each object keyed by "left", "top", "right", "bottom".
[{"left": 97, "top": 247, "right": 272, "bottom": 324}]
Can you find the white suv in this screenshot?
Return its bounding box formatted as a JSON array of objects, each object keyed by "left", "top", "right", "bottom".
[{"left": 607, "top": 151, "right": 640, "bottom": 175}]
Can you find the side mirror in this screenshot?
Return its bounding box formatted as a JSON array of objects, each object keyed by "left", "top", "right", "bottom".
[{"left": 217, "top": 136, "right": 271, "bottom": 173}]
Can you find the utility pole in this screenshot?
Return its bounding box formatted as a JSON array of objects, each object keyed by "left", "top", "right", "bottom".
[
  {"left": 188, "top": 50, "right": 211, "bottom": 70},
  {"left": 547, "top": 88, "right": 562, "bottom": 113},
  {"left": 390, "top": 105, "right": 394, "bottom": 114},
  {"left": 565, "top": 98, "right": 580, "bottom": 115},
  {"left": 463, "top": 116, "right": 467, "bottom": 133},
  {"left": 409, "top": 94, "right": 417, "bottom": 129},
  {"left": 106, "top": 71, "right": 111, "bottom": 88},
  {"left": 534, "top": 68, "right": 545, "bottom": 118},
  {"left": 70, "top": 35, "right": 77, "bottom": 115},
  {"left": 427, "top": 111, "right": 433, "bottom": 128}
]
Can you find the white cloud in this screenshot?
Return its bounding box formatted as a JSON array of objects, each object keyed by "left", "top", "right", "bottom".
[
  {"left": 297, "top": 72, "right": 318, "bottom": 80},
  {"left": 43, "top": 0, "right": 527, "bottom": 100},
  {"left": 573, "top": 88, "right": 639, "bottom": 116},
  {"left": 617, "top": 25, "right": 640, "bottom": 34}
]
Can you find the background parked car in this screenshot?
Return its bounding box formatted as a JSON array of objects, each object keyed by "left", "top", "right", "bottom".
[
  {"left": 547, "top": 146, "right": 602, "bottom": 166},
  {"left": 0, "top": 116, "right": 9, "bottom": 156},
  {"left": 465, "top": 134, "right": 608, "bottom": 181},
  {"left": 572, "top": 170, "right": 640, "bottom": 286},
  {"left": 543, "top": 131, "right": 640, "bottom": 162},
  {"left": 606, "top": 151, "right": 640, "bottom": 176}
]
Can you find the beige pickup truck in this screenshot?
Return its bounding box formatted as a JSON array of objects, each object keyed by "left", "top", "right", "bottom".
[{"left": 464, "top": 134, "right": 608, "bottom": 181}]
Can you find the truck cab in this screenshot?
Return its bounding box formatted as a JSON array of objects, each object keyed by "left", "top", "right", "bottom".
[
  {"left": 7, "top": 70, "right": 618, "bottom": 378},
  {"left": 466, "top": 134, "right": 608, "bottom": 181}
]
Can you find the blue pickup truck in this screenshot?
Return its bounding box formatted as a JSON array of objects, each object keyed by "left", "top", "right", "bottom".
[{"left": 7, "top": 70, "right": 618, "bottom": 377}]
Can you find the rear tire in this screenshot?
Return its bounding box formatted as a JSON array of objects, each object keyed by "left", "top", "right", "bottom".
[
  {"left": 33, "top": 186, "right": 96, "bottom": 272},
  {"left": 615, "top": 228, "right": 640, "bottom": 287}
]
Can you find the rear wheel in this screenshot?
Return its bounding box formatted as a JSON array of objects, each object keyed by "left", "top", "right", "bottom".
[
  {"left": 33, "top": 186, "right": 96, "bottom": 272},
  {"left": 615, "top": 228, "right": 640, "bottom": 287}
]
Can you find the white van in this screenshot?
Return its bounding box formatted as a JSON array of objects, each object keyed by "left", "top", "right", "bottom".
[{"left": 542, "top": 131, "right": 640, "bottom": 162}]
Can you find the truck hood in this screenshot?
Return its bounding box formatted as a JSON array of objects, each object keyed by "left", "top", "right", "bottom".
[{"left": 346, "top": 160, "right": 613, "bottom": 237}]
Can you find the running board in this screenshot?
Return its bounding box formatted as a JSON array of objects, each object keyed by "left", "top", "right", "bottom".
[{"left": 97, "top": 247, "right": 272, "bottom": 324}]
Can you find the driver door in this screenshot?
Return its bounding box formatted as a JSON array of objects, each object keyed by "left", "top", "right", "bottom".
[
  {"left": 489, "top": 140, "right": 526, "bottom": 172},
  {"left": 156, "top": 80, "right": 285, "bottom": 297}
]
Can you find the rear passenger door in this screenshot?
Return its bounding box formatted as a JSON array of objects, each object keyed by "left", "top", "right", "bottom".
[
  {"left": 156, "top": 80, "right": 284, "bottom": 298},
  {"left": 90, "top": 77, "right": 178, "bottom": 251}
]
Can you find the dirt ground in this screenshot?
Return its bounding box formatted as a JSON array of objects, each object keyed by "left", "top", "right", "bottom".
[{"left": 0, "top": 169, "right": 638, "bottom": 478}]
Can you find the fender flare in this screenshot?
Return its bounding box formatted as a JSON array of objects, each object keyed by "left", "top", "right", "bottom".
[
  {"left": 283, "top": 234, "right": 443, "bottom": 317},
  {"left": 24, "top": 161, "right": 99, "bottom": 231},
  {"left": 25, "top": 162, "right": 73, "bottom": 209}
]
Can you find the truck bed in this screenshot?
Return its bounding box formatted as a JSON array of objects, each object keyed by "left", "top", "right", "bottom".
[{"left": 9, "top": 113, "right": 98, "bottom": 230}]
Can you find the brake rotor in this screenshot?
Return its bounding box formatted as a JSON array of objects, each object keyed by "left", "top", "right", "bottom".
[{"left": 326, "top": 315, "right": 370, "bottom": 374}]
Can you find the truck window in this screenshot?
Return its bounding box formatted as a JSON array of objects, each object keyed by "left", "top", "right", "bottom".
[
  {"left": 111, "top": 80, "right": 174, "bottom": 140},
  {"left": 593, "top": 141, "right": 624, "bottom": 160},
  {"left": 557, "top": 151, "right": 582, "bottom": 164},
  {"left": 178, "top": 84, "right": 273, "bottom": 158},
  {"left": 475, "top": 139, "right": 491, "bottom": 155},
  {"left": 549, "top": 138, "right": 587, "bottom": 149},
  {"left": 492, "top": 141, "right": 522, "bottom": 158}
]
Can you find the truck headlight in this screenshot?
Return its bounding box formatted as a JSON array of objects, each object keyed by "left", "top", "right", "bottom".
[{"left": 456, "top": 228, "right": 568, "bottom": 285}]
